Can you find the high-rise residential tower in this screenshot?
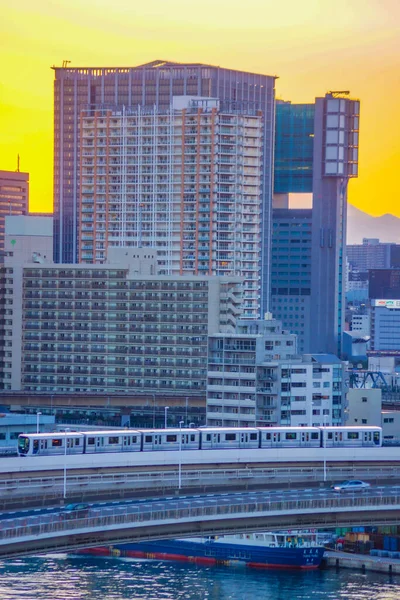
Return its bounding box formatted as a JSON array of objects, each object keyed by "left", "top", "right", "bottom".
[
  {"left": 52, "top": 60, "right": 276, "bottom": 314},
  {"left": 0, "top": 170, "right": 29, "bottom": 252},
  {"left": 79, "top": 97, "right": 262, "bottom": 318}
]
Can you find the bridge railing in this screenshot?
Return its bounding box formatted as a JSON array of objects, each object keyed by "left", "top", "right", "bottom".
[
  {"left": 1, "top": 492, "right": 400, "bottom": 546},
  {"left": 1, "top": 465, "right": 400, "bottom": 498}
]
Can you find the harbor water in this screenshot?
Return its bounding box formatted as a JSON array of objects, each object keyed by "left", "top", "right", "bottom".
[{"left": 0, "top": 555, "right": 399, "bottom": 599}]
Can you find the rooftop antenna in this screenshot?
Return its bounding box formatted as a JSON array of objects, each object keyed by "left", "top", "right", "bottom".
[
  {"left": 16, "top": 154, "right": 20, "bottom": 172},
  {"left": 62, "top": 60, "right": 71, "bottom": 68},
  {"left": 327, "top": 90, "right": 350, "bottom": 98}
]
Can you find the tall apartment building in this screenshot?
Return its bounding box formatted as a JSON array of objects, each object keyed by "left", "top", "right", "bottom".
[
  {"left": 0, "top": 216, "right": 242, "bottom": 394},
  {"left": 272, "top": 94, "right": 360, "bottom": 356},
  {"left": 53, "top": 60, "right": 276, "bottom": 314},
  {"left": 271, "top": 208, "right": 312, "bottom": 353},
  {"left": 79, "top": 97, "right": 263, "bottom": 318},
  {"left": 207, "top": 317, "right": 297, "bottom": 427},
  {"left": 206, "top": 316, "right": 345, "bottom": 427},
  {"left": 0, "top": 170, "right": 29, "bottom": 252}
]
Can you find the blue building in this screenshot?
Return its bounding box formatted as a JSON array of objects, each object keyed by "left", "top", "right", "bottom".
[
  {"left": 274, "top": 101, "right": 315, "bottom": 194},
  {"left": 271, "top": 209, "right": 312, "bottom": 353}
]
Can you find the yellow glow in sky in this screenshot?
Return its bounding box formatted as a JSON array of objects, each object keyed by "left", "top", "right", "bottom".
[{"left": 0, "top": 0, "right": 399, "bottom": 215}]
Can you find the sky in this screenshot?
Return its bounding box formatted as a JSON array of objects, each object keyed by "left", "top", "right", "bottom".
[{"left": 0, "top": 0, "right": 399, "bottom": 215}]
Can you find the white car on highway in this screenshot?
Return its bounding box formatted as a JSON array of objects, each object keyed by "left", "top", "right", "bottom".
[{"left": 331, "top": 480, "right": 371, "bottom": 493}]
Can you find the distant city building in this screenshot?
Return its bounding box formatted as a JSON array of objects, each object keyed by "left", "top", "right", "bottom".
[
  {"left": 369, "top": 269, "right": 400, "bottom": 300},
  {"left": 370, "top": 299, "right": 400, "bottom": 351},
  {"left": 79, "top": 97, "right": 263, "bottom": 319},
  {"left": 0, "top": 170, "right": 29, "bottom": 252},
  {"left": 351, "top": 314, "right": 370, "bottom": 336},
  {"left": 53, "top": 60, "right": 276, "bottom": 316},
  {"left": 0, "top": 216, "right": 242, "bottom": 394},
  {"left": 347, "top": 238, "right": 400, "bottom": 272},
  {"left": 206, "top": 316, "right": 345, "bottom": 427}
]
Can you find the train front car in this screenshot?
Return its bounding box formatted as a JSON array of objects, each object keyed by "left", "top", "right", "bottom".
[
  {"left": 321, "top": 426, "right": 382, "bottom": 448},
  {"left": 17, "top": 432, "right": 85, "bottom": 457}
]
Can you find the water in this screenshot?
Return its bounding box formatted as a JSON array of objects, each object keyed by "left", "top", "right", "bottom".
[{"left": 0, "top": 555, "right": 399, "bottom": 600}]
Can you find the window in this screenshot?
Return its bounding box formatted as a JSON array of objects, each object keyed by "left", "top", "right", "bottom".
[
  {"left": 108, "top": 436, "right": 119, "bottom": 444},
  {"left": 52, "top": 438, "right": 62, "bottom": 447},
  {"left": 265, "top": 433, "right": 271, "bottom": 440},
  {"left": 250, "top": 433, "right": 258, "bottom": 440},
  {"left": 311, "top": 432, "right": 319, "bottom": 440},
  {"left": 362, "top": 397, "right": 367, "bottom": 403},
  {"left": 383, "top": 418, "right": 394, "bottom": 424},
  {"left": 285, "top": 433, "right": 297, "bottom": 440},
  {"left": 145, "top": 435, "right": 152, "bottom": 442},
  {"left": 87, "top": 437, "right": 95, "bottom": 445},
  {"left": 347, "top": 432, "right": 359, "bottom": 439},
  {"left": 362, "top": 419, "right": 367, "bottom": 424},
  {"left": 166, "top": 434, "right": 177, "bottom": 442},
  {"left": 225, "top": 433, "right": 237, "bottom": 441},
  {"left": 206, "top": 434, "right": 211, "bottom": 441}
]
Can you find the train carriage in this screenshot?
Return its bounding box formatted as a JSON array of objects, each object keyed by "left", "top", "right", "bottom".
[
  {"left": 18, "top": 432, "right": 84, "bottom": 457},
  {"left": 141, "top": 428, "right": 200, "bottom": 452},
  {"left": 83, "top": 431, "right": 142, "bottom": 454},
  {"left": 259, "top": 427, "right": 321, "bottom": 448},
  {"left": 322, "top": 426, "right": 382, "bottom": 448},
  {"left": 199, "top": 427, "right": 260, "bottom": 450}
]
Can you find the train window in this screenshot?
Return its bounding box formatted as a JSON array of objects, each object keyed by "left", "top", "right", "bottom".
[
  {"left": 75, "top": 438, "right": 80, "bottom": 445},
  {"left": 166, "top": 435, "right": 177, "bottom": 442},
  {"left": 311, "top": 432, "right": 319, "bottom": 439},
  {"left": 132, "top": 436, "right": 137, "bottom": 443},
  {"left": 250, "top": 433, "right": 257, "bottom": 440},
  {"left": 328, "top": 433, "right": 333, "bottom": 439},
  {"left": 347, "top": 432, "right": 359, "bottom": 439},
  {"left": 108, "top": 436, "right": 120, "bottom": 444},
  {"left": 206, "top": 434, "right": 211, "bottom": 441},
  {"left": 266, "top": 433, "right": 271, "bottom": 440},
  {"left": 33, "top": 440, "right": 39, "bottom": 453},
  {"left": 145, "top": 435, "right": 152, "bottom": 443},
  {"left": 87, "top": 438, "right": 95, "bottom": 445},
  {"left": 52, "top": 439, "right": 62, "bottom": 447},
  {"left": 190, "top": 434, "right": 195, "bottom": 442},
  {"left": 225, "top": 434, "right": 236, "bottom": 441},
  {"left": 374, "top": 432, "right": 380, "bottom": 444},
  {"left": 285, "top": 433, "right": 296, "bottom": 440}
]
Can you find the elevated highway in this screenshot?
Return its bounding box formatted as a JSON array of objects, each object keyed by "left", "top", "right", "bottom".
[{"left": 1, "top": 487, "right": 400, "bottom": 559}]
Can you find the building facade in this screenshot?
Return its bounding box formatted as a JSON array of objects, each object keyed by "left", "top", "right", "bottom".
[
  {"left": 206, "top": 316, "right": 345, "bottom": 427},
  {"left": 79, "top": 97, "right": 263, "bottom": 318},
  {"left": 0, "top": 170, "right": 29, "bottom": 252},
  {"left": 310, "top": 94, "right": 360, "bottom": 356},
  {"left": 271, "top": 208, "right": 312, "bottom": 352},
  {"left": 53, "top": 60, "right": 276, "bottom": 315},
  {"left": 271, "top": 93, "right": 360, "bottom": 356},
  {"left": 347, "top": 238, "right": 400, "bottom": 272},
  {"left": 1, "top": 217, "right": 242, "bottom": 394}
]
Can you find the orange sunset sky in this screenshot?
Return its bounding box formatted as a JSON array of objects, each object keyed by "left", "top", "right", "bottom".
[{"left": 0, "top": 0, "right": 399, "bottom": 215}]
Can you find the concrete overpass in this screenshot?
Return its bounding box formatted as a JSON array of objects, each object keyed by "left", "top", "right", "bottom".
[{"left": 1, "top": 487, "right": 400, "bottom": 559}]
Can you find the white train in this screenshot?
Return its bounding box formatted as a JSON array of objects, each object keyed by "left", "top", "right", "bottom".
[{"left": 17, "top": 426, "right": 382, "bottom": 458}]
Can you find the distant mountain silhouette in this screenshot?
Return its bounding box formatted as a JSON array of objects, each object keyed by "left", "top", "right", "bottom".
[{"left": 347, "top": 205, "right": 400, "bottom": 244}]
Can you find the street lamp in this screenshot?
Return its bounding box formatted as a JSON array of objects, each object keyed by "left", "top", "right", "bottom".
[
  {"left": 164, "top": 406, "right": 169, "bottom": 429},
  {"left": 63, "top": 428, "right": 70, "bottom": 499},
  {"left": 178, "top": 420, "right": 184, "bottom": 490},
  {"left": 36, "top": 412, "right": 42, "bottom": 434}
]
